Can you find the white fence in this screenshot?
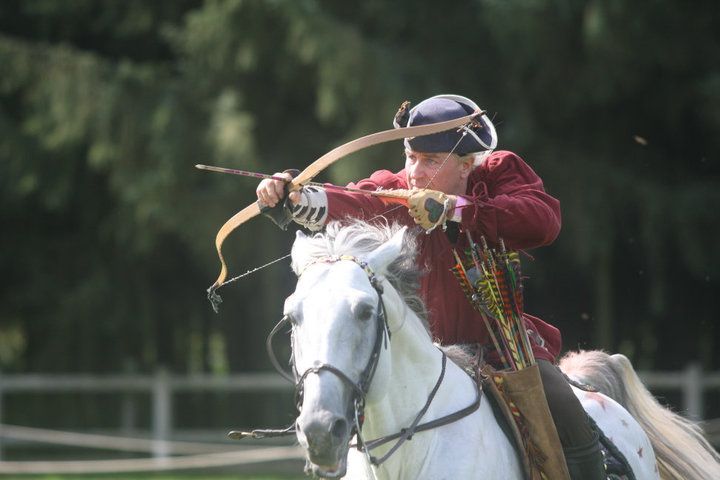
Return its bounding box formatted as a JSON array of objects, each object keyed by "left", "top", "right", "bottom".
[
  {"left": 0, "top": 369, "right": 291, "bottom": 460},
  {"left": 1, "top": 364, "right": 719, "bottom": 460}
]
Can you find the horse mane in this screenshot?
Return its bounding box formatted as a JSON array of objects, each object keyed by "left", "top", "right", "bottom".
[
  {"left": 291, "top": 219, "right": 484, "bottom": 373},
  {"left": 290, "top": 219, "right": 428, "bottom": 326}
]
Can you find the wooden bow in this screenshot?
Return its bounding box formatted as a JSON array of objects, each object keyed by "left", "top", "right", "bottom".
[{"left": 208, "top": 111, "right": 480, "bottom": 299}]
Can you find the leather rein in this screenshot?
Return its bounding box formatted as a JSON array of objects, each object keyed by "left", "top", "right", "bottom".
[{"left": 229, "top": 256, "right": 483, "bottom": 466}]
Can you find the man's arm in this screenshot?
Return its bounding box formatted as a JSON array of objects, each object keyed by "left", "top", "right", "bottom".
[{"left": 256, "top": 169, "right": 407, "bottom": 230}]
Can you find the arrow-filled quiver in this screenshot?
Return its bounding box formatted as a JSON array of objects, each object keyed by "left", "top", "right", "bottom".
[{"left": 450, "top": 232, "right": 535, "bottom": 371}]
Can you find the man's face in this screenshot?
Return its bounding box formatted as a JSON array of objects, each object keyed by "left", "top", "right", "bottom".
[{"left": 404, "top": 149, "right": 472, "bottom": 195}]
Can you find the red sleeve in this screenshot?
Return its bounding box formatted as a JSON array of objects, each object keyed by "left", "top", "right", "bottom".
[
  {"left": 460, "top": 151, "right": 561, "bottom": 250},
  {"left": 325, "top": 169, "right": 409, "bottom": 222}
]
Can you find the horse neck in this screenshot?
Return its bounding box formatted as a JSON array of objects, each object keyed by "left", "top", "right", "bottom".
[{"left": 361, "top": 283, "right": 478, "bottom": 453}]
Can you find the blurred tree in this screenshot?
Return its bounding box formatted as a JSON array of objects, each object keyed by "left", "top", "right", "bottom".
[{"left": 0, "top": 0, "right": 718, "bottom": 393}]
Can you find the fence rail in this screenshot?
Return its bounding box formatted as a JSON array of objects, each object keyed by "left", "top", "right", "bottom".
[
  {"left": 0, "top": 369, "right": 292, "bottom": 460},
  {"left": 1, "top": 364, "right": 719, "bottom": 460}
]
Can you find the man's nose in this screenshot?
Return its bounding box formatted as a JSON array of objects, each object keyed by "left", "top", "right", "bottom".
[{"left": 409, "top": 163, "right": 427, "bottom": 178}]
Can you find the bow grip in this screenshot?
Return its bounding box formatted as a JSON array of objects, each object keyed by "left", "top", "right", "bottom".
[{"left": 260, "top": 169, "right": 301, "bottom": 230}]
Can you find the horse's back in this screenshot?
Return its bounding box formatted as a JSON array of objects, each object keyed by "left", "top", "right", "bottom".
[{"left": 573, "top": 386, "right": 660, "bottom": 479}]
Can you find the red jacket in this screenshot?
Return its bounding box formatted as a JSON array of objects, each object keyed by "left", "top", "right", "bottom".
[{"left": 324, "top": 150, "right": 562, "bottom": 362}]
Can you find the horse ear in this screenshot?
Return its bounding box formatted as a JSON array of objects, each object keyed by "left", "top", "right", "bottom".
[
  {"left": 366, "top": 226, "right": 407, "bottom": 275},
  {"left": 291, "top": 230, "right": 311, "bottom": 275}
]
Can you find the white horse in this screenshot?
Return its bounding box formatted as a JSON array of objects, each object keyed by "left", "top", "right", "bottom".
[{"left": 284, "top": 220, "right": 720, "bottom": 479}]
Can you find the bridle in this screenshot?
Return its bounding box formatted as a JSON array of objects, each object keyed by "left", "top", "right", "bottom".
[
  {"left": 229, "top": 255, "right": 483, "bottom": 467},
  {"left": 291, "top": 255, "right": 390, "bottom": 428}
]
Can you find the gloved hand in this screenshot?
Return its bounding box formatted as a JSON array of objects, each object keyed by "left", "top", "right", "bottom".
[
  {"left": 407, "top": 189, "right": 455, "bottom": 231},
  {"left": 257, "top": 169, "right": 300, "bottom": 230},
  {"left": 256, "top": 170, "right": 301, "bottom": 208}
]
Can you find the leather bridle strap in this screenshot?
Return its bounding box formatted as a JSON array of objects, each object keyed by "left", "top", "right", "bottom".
[
  {"left": 229, "top": 257, "right": 388, "bottom": 441},
  {"left": 265, "top": 315, "right": 295, "bottom": 383},
  {"left": 208, "top": 111, "right": 481, "bottom": 302},
  {"left": 352, "top": 353, "right": 483, "bottom": 466},
  {"left": 293, "top": 285, "right": 388, "bottom": 415}
]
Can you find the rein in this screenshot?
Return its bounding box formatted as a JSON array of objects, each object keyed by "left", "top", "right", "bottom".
[
  {"left": 352, "top": 353, "right": 483, "bottom": 466},
  {"left": 228, "top": 255, "right": 483, "bottom": 467}
]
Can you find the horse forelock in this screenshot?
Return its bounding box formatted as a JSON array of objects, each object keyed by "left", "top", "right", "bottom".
[{"left": 291, "top": 219, "right": 429, "bottom": 328}]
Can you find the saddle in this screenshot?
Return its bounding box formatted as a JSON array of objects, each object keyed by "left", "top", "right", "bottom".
[{"left": 480, "top": 364, "right": 635, "bottom": 480}]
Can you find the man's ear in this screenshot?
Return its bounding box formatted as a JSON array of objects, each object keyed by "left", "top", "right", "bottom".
[{"left": 459, "top": 155, "right": 474, "bottom": 178}]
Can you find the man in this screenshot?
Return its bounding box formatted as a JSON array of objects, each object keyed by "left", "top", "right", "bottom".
[{"left": 257, "top": 94, "right": 605, "bottom": 479}]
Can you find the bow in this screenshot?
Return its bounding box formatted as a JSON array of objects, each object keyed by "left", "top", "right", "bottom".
[{"left": 207, "top": 110, "right": 480, "bottom": 303}]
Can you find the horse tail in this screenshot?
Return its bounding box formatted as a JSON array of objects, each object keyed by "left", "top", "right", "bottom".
[{"left": 559, "top": 350, "right": 720, "bottom": 480}]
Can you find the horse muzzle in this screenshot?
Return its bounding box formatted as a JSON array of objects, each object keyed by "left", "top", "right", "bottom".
[
  {"left": 296, "top": 410, "right": 351, "bottom": 478},
  {"left": 305, "top": 458, "right": 348, "bottom": 479}
]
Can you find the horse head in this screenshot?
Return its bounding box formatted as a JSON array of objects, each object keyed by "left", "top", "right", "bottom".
[{"left": 286, "top": 222, "right": 407, "bottom": 478}]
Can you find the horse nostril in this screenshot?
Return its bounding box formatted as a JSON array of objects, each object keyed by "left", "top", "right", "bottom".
[{"left": 330, "top": 417, "right": 348, "bottom": 440}]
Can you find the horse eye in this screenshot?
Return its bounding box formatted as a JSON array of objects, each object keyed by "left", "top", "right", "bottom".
[{"left": 356, "top": 304, "right": 374, "bottom": 322}]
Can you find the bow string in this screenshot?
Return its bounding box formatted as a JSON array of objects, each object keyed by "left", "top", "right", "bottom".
[{"left": 207, "top": 110, "right": 480, "bottom": 308}]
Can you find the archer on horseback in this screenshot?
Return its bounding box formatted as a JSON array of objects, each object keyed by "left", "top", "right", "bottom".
[{"left": 256, "top": 94, "right": 605, "bottom": 479}]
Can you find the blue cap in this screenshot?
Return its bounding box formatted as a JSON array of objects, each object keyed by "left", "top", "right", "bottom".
[{"left": 393, "top": 94, "right": 497, "bottom": 154}]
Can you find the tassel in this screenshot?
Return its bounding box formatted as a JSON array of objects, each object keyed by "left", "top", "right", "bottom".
[{"left": 207, "top": 285, "right": 223, "bottom": 313}]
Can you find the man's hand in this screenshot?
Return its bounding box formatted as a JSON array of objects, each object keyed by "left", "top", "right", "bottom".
[
  {"left": 407, "top": 189, "right": 455, "bottom": 231},
  {"left": 256, "top": 172, "right": 301, "bottom": 207},
  {"left": 256, "top": 170, "right": 302, "bottom": 230}
]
